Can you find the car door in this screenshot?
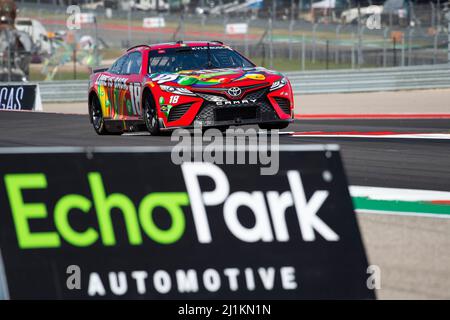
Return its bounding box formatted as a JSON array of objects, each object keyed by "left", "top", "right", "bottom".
[
  {"left": 121, "top": 51, "right": 143, "bottom": 119},
  {"left": 107, "top": 54, "right": 129, "bottom": 120}
]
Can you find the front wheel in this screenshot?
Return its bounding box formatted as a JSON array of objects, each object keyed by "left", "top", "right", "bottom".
[
  {"left": 143, "top": 93, "right": 161, "bottom": 136},
  {"left": 258, "top": 122, "right": 290, "bottom": 130}
]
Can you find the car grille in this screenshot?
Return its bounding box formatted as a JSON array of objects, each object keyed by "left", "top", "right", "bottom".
[
  {"left": 244, "top": 88, "right": 268, "bottom": 100},
  {"left": 193, "top": 85, "right": 269, "bottom": 101},
  {"left": 194, "top": 92, "right": 228, "bottom": 103},
  {"left": 215, "top": 106, "right": 257, "bottom": 122},
  {"left": 273, "top": 97, "right": 291, "bottom": 115},
  {"left": 168, "top": 103, "right": 192, "bottom": 122},
  {"left": 194, "top": 98, "right": 279, "bottom": 126}
]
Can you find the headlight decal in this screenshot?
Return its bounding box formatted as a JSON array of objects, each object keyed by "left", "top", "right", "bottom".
[
  {"left": 270, "top": 77, "right": 288, "bottom": 91},
  {"left": 160, "top": 85, "right": 196, "bottom": 96}
]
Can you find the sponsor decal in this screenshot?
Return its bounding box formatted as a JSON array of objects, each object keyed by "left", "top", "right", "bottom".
[
  {"left": 0, "top": 149, "right": 374, "bottom": 299},
  {"left": 227, "top": 87, "right": 242, "bottom": 97},
  {"left": 215, "top": 99, "right": 257, "bottom": 106},
  {"left": 95, "top": 75, "right": 141, "bottom": 117},
  {"left": 2, "top": 166, "right": 338, "bottom": 249},
  {"left": 0, "top": 85, "right": 39, "bottom": 111},
  {"left": 149, "top": 68, "right": 270, "bottom": 88},
  {"left": 96, "top": 74, "right": 128, "bottom": 90}
]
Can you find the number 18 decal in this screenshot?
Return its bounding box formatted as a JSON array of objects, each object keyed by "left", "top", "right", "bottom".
[
  {"left": 169, "top": 96, "right": 180, "bottom": 104},
  {"left": 129, "top": 83, "right": 142, "bottom": 115}
]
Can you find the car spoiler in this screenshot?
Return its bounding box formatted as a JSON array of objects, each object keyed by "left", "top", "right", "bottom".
[{"left": 92, "top": 67, "right": 109, "bottom": 74}]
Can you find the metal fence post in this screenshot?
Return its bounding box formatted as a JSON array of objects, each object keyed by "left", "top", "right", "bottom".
[
  {"left": 351, "top": 32, "right": 355, "bottom": 69},
  {"left": 312, "top": 23, "right": 318, "bottom": 64},
  {"left": 393, "top": 37, "right": 397, "bottom": 66},
  {"left": 223, "top": 15, "right": 229, "bottom": 44},
  {"left": 289, "top": 19, "right": 295, "bottom": 60},
  {"left": 437, "top": 0, "right": 441, "bottom": 29},
  {"left": 269, "top": 17, "right": 274, "bottom": 69},
  {"left": 245, "top": 18, "right": 250, "bottom": 57},
  {"left": 401, "top": 33, "right": 405, "bottom": 67},
  {"left": 358, "top": 26, "right": 365, "bottom": 68},
  {"left": 448, "top": 17, "right": 450, "bottom": 63},
  {"left": 301, "top": 34, "right": 305, "bottom": 71},
  {"left": 408, "top": 27, "right": 414, "bottom": 66},
  {"left": 433, "top": 31, "right": 439, "bottom": 64},
  {"left": 127, "top": 8, "right": 132, "bottom": 47},
  {"left": 6, "top": 29, "right": 11, "bottom": 82},
  {"left": 431, "top": 2, "right": 436, "bottom": 28},
  {"left": 383, "top": 27, "right": 389, "bottom": 67},
  {"left": 181, "top": 14, "right": 185, "bottom": 41},
  {"left": 201, "top": 15, "right": 206, "bottom": 28},
  {"left": 335, "top": 24, "right": 342, "bottom": 64}
]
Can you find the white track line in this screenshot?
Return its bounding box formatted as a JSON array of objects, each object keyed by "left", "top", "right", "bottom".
[
  {"left": 292, "top": 133, "right": 450, "bottom": 140},
  {"left": 355, "top": 209, "right": 450, "bottom": 219},
  {"left": 349, "top": 186, "right": 450, "bottom": 202}
]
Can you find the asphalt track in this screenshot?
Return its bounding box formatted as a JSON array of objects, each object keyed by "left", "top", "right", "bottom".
[
  {"left": 1, "top": 111, "right": 449, "bottom": 191},
  {"left": 0, "top": 110, "right": 449, "bottom": 299}
]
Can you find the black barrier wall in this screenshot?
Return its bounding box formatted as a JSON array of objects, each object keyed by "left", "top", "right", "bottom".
[
  {"left": 0, "top": 146, "right": 375, "bottom": 299},
  {"left": 0, "top": 85, "right": 40, "bottom": 111}
]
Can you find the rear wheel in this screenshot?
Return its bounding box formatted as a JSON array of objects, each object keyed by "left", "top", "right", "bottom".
[
  {"left": 258, "top": 122, "right": 290, "bottom": 130},
  {"left": 90, "top": 96, "right": 117, "bottom": 135},
  {"left": 143, "top": 93, "right": 161, "bottom": 136}
]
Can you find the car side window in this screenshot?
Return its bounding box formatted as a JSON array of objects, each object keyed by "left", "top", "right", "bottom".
[
  {"left": 109, "top": 55, "right": 128, "bottom": 75},
  {"left": 126, "top": 52, "right": 142, "bottom": 75},
  {"left": 119, "top": 55, "right": 132, "bottom": 75}
]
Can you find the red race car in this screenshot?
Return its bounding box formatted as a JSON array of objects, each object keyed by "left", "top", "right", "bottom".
[{"left": 88, "top": 41, "right": 294, "bottom": 135}]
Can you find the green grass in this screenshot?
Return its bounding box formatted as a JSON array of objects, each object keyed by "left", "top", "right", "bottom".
[
  {"left": 28, "top": 58, "right": 367, "bottom": 81},
  {"left": 28, "top": 48, "right": 120, "bottom": 81},
  {"left": 28, "top": 46, "right": 372, "bottom": 81},
  {"left": 30, "top": 68, "right": 90, "bottom": 81},
  {"left": 101, "top": 48, "right": 127, "bottom": 60}
]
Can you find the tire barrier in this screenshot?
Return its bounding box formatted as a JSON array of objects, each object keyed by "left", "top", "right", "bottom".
[{"left": 0, "top": 146, "right": 375, "bottom": 299}]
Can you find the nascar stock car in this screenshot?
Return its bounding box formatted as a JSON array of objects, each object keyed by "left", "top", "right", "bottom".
[{"left": 88, "top": 41, "right": 294, "bottom": 135}]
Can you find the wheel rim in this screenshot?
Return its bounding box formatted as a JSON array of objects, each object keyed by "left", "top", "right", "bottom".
[
  {"left": 145, "top": 99, "right": 157, "bottom": 129},
  {"left": 91, "top": 99, "right": 103, "bottom": 130}
]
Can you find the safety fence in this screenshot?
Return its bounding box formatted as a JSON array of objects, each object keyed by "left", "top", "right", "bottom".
[{"left": 34, "top": 64, "right": 450, "bottom": 103}]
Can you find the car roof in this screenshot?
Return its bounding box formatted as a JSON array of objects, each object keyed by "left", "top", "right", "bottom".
[{"left": 127, "top": 41, "right": 226, "bottom": 53}]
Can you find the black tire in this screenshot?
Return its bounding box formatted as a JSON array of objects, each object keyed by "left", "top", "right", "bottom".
[
  {"left": 143, "top": 92, "right": 161, "bottom": 136},
  {"left": 90, "top": 96, "right": 118, "bottom": 135},
  {"left": 258, "top": 122, "right": 290, "bottom": 130}
]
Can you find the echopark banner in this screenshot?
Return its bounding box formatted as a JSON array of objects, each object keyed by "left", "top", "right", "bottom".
[{"left": 0, "top": 146, "right": 375, "bottom": 299}]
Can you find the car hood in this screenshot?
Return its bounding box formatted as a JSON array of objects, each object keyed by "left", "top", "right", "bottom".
[{"left": 148, "top": 67, "right": 284, "bottom": 89}]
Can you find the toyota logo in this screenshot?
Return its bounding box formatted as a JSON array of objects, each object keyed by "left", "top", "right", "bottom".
[{"left": 227, "top": 87, "right": 242, "bottom": 97}]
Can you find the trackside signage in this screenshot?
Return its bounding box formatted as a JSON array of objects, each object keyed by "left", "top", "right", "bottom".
[
  {"left": 0, "top": 147, "right": 374, "bottom": 299},
  {"left": 0, "top": 84, "right": 42, "bottom": 111}
]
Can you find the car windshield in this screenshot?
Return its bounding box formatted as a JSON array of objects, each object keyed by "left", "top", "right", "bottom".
[{"left": 149, "top": 46, "right": 255, "bottom": 73}]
